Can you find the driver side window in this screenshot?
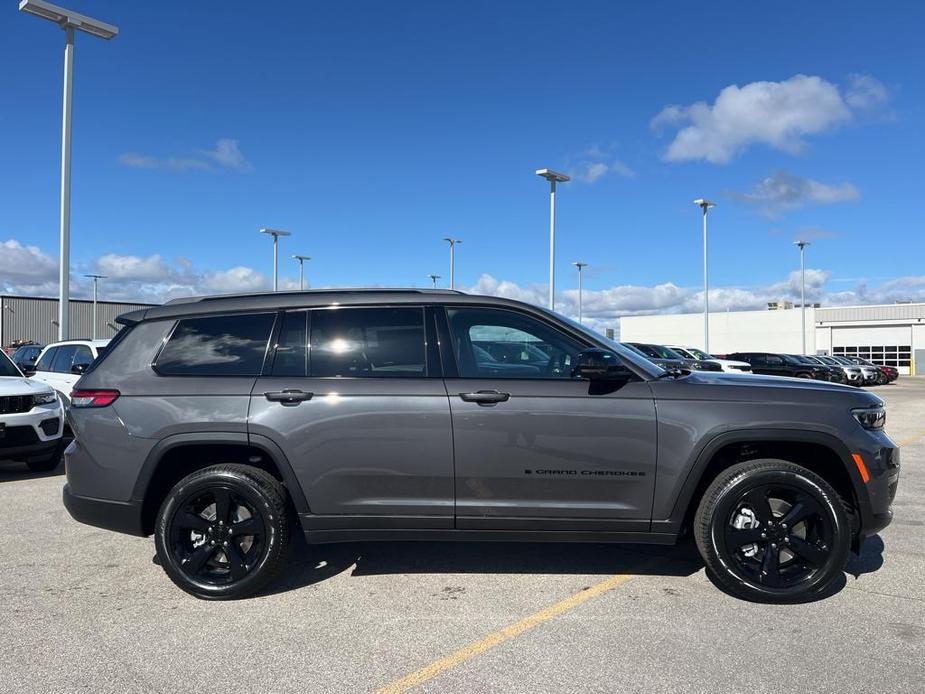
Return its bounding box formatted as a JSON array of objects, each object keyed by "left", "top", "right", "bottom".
[{"left": 446, "top": 307, "right": 585, "bottom": 379}]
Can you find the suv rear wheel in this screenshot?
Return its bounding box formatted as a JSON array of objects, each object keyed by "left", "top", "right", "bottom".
[
  {"left": 694, "top": 459, "right": 851, "bottom": 603},
  {"left": 154, "top": 464, "right": 290, "bottom": 600}
]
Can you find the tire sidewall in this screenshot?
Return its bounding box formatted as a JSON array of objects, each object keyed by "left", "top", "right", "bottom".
[
  {"left": 155, "top": 468, "right": 284, "bottom": 599},
  {"left": 706, "top": 466, "right": 850, "bottom": 601}
]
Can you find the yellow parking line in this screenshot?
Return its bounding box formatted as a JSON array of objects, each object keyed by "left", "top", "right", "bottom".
[
  {"left": 372, "top": 569, "right": 645, "bottom": 694},
  {"left": 899, "top": 429, "right": 925, "bottom": 447}
]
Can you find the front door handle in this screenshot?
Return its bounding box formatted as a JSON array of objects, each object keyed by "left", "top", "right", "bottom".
[
  {"left": 459, "top": 390, "right": 510, "bottom": 406},
  {"left": 264, "top": 389, "right": 313, "bottom": 406}
]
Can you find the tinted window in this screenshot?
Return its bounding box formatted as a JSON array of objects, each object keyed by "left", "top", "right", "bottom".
[
  {"left": 0, "top": 351, "right": 19, "bottom": 377},
  {"left": 310, "top": 307, "right": 425, "bottom": 378},
  {"left": 765, "top": 355, "right": 784, "bottom": 366},
  {"left": 73, "top": 345, "right": 94, "bottom": 370},
  {"left": 155, "top": 313, "right": 275, "bottom": 376},
  {"left": 447, "top": 307, "right": 584, "bottom": 379},
  {"left": 35, "top": 347, "right": 57, "bottom": 372},
  {"left": 272, "top": 311, "right": 309, "bottom": 377},
  {"left": 51, "top": 345, "right": 78, "bottom": 373}
]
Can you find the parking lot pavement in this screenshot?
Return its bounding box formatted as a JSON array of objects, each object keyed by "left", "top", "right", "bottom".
[{"left": 1, "top": 380, "right": 923, "bottom": 694}]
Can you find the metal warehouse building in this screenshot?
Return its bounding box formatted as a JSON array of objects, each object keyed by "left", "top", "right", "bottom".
[
  {"left": 1, "top": 295, "right": 155, "bottom": 347},
  {"left": 621, "top": 302, "right": 925, "bottom": 375}
]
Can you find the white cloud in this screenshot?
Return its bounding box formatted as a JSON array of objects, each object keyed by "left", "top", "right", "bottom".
[
  {"left": 567, "top": 145, "right": 635, "bottom": 183},
  {"left": 0, "top": 238, "right": 273, "bottom": 305},
  {"left": 95, "top": 253, "right": 174, "bottom": 281},
  {"left": 845, "top": 74, "right": 891, "bottom": 110},
  {"left": 0, "top": 240, "right": 59, "bottom": 295},
  {"left": 466, "top": 270, "right": 925, "bottom": 339},
  {"left": 652, "top": 74, "right": 877, "bottom": 163},
  {"left": 198, "top": 139, "right": 252, "bottom": 172},
  {"left": 731, "top": 171, "right": 860, "bottom": 218},
  {"left": 117, "top": 139, "right": 253, "bottom": 173}
]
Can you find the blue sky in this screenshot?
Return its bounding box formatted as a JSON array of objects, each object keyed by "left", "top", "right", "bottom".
[{"left": 1, "top": 1, "right": 923, "bottom": 329}]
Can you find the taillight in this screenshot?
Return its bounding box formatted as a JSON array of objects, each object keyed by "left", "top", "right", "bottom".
[{"left": 70, "top": 389, "right": 120, "bottom": 408}]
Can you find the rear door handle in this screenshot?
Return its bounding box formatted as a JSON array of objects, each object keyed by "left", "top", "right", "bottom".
[
  {"left": 264, "top": 389, "right": 313, "bottom": 406},
  {"left": 459, "top": 390, "right": 510, "bottom": 406}
]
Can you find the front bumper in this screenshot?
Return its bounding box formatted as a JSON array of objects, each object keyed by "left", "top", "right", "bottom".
[
  {"left": 853, "top": 431, "right": 900, "bottom": 540},
  {"left": 0, "top": 400, "right": 64, "bottom": 461}
]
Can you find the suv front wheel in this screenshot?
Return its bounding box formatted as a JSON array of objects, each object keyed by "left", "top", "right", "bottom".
[
  {"left": 154, "top": 464, "right": 291, "bottom": 599},
  {"left": 694, "top": 459, "right": 851, "bottom": 603}
]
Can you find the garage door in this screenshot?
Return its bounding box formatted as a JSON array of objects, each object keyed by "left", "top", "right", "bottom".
[{"left": 831, "top": 326, "right": 912, "bottom": 374}]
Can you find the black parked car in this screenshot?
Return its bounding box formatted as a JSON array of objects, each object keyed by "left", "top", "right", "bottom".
[
  {"left": 9, "top": 344, "right": 43, "bottom": 373},
  {"left": 788, "top": 355, "right": 848, "bottom": 384},
  {"left": 625, "top": 343, "right": 722, "bottom": 372},
  {"left": 727, "top": 352, "right": 826, "bottom": 379}
]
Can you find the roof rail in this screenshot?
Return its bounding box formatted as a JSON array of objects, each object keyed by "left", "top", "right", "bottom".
[{"left": 164, "top": 288, "right": 466, "bottom": 306}]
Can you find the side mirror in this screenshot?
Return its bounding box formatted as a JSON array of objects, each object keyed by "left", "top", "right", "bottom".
[
  {"left": 573, "top": 349, "right": 632, "bottom": 381},
  {"left": 22, "top": 366, "right": 36, "bottom": 376},
  {"left": 71, "top": 363, "right": 88, "bottom": 375}
]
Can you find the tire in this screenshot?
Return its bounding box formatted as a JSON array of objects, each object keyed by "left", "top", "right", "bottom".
[
  {"left": 694, "top": 459, "right": 851, "bottom": 603},
  {"left": 796, "top": 372, "right": 813, "bottom": 379},
  {"left": 25, "top": 440, "right": 65, "bottom": 472},
  {"left": 155, "top": 464, "right": 290, "bottom": 600}
]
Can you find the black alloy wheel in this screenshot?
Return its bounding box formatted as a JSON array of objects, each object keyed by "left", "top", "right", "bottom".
[
  {"left": 695, "top": 459, "right": 851, "bottom": 603},
  {"left": 155, "top": 465, "right": 290, "bottom": 599}
]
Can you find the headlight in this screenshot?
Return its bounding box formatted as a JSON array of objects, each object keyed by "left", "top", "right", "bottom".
[
  {"left": 852, "top": 407, "right": 886, "bottom": 430},
  {"left": 33, "top": 391, "right": 58, "bottom": 405}
]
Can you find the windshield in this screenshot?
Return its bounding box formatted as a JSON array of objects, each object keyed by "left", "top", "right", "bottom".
[
  {"left": 0, "top": 350, "right": 22, "bottom": 377},
  {"left": 780, "top": 354, "right": 804, "bottom": 366},
  {"left": 684, "top": 347, "right": 712, "bottom": 360},
  {"left": 535, "top": 309, "right": 665, "bottom": 378},
  {"left": 788, "top": 355, "right": 814, "bottom": 364},
  {"left": 817, "top": 356, "right": 840, "bottom": 365}
]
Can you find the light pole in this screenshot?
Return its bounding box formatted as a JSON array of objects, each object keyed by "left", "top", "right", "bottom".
[
  {"left": 292, "top": 254, "right": 311, "bottom": 290},
  {"left": 536, "top": 169, "right": 570, "bottom": 310},
  {"left": 443, "top": 238, "right": 461, "bottom": 289},
  {"left": 693, "top": 199, "right": 715, "bottom": 353},
  {"left": 260, "top": 228, "right": 291, "bottom": 291},
  {"left": 20, "top": 1, "right": 119, "bottom": 341},
  {"left": 83, "top": 273, "right": 105, "bottom": 339},
  {"left": 795, "top": 240, "right": 811, "bottom": 354},
  {"left": 428, "top": 274, "right": 441, "bottom": 289},
  {"left": 572, "top": 262, "right": 588, "bottom": 323}
]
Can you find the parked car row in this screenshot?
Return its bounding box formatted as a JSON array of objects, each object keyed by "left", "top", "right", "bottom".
[{"left": 614, "top": 341, "right": 897, "bottom": 387}]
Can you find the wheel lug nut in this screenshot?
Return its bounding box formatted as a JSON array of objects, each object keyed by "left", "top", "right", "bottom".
[{"left": 771, "top": 543, "right": 777, "bottom": 549}]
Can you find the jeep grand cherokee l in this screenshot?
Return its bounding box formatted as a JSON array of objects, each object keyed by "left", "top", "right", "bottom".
[
  {"left": 63, "top": 290, "right": 899, "bottom": 603},
  {"left": 0, "top": 349, "right": 64, "bottom": 471}
]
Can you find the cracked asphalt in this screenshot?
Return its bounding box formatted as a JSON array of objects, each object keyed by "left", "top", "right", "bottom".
[{"left": 1, "top": 378, "right": 923, "bottom": 694}]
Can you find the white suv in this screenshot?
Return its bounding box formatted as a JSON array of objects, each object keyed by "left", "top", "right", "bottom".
[
  {"left": 31, "top": 339, "right": 110, "bottom": 405},
  {"left": 0, "top": 350, "right": 65, "bottom": 472},
  {"left": 668, "top": 346, "right": 753, "bottom": 374}
]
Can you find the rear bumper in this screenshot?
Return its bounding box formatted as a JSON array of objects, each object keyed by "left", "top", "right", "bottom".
[{"left": 62, "top": 484, "right": 147, "bottom": 536}]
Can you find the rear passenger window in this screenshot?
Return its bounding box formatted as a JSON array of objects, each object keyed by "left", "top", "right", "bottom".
[
  {"left": 271, "top": 311, "right": 309, "bottom": 377},
  {"left": 73, "top": 345, "right": 94, "bottom": 370},
  {"left": 310, "top": 307, "right": 425, "bottom": 378},
  {"left": 155, "top": 313, "right": 276, "bottom": 376}
]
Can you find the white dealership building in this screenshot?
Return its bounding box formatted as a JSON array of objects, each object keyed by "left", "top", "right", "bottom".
[{"left": 620, "top": 302, "right": 925, "bottom": 375}]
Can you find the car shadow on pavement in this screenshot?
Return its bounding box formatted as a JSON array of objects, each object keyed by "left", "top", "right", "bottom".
[
  {"left": 263, "top": 534, "right": 887, "bottom": 602},
  {"left": 259, "top": 536, "right": 705, "bottom": 598},
  {"left": 0, "top": 457, "right": 64, "bottom": 482}
]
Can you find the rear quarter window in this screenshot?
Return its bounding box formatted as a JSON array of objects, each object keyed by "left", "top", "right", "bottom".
[{"left": 154, "top": 313, "right": 276, "bottom": 376}]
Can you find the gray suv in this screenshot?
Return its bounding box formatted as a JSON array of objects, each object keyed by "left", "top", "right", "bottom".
[{"left": 62, "top": 290, "right": 899, "bottom": 602}]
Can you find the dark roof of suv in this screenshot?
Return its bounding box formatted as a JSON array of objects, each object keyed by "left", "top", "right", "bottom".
[{"left": 117, "top": 289, "right": 543, "bottom": 325}]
